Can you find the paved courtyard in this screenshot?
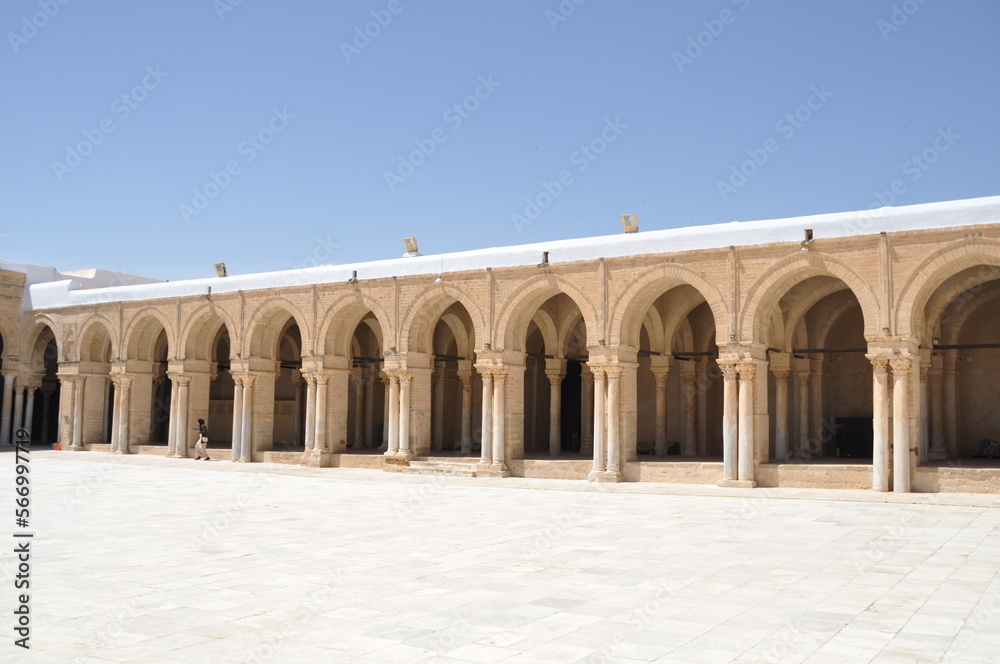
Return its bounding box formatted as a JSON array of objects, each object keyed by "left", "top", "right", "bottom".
[{"left": 2, "top": 452, "right": 1000, "bottom": 664}]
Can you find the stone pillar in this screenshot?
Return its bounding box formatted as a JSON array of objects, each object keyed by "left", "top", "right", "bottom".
[
  {"left": 239, "top": 374, "right": 254, "bottom": 462},
  {"left": 459, "top": 372, "right": 474, "bottom": 455},
  {"left": 109, "top": 378, "right": 121, "bottom": 452},
  {"left": 0, "top": 372, "right": 16, "bottom": 444},
  {"left": 314, "top": 373, "right": 328, "bottom": 451},
  {"left": 386, "top": 373, "right": 399, "bottom": 456},
  {"left": 943, "top": 353, "right": 958, "bottom": 460},
  {"left": 681, "top": 364, "right": 697, "bottom": 456},
  {"left": 928, "top": 367, "right": 946, "bottom": 461},
  {"left": 348, "top": 370, "right": 361, "bottom": 449},
  {"left": 809, "top": 359, "right": 824, "bottom": 453},
  {"left": 231, "top": 378, "right": 244, "bottom": 462},
  {"left": 363, "top": 367, "right": 375, "bottom": 448},
  {"left": 772, "top": 368, "right": 790, "bottom": 462},
  {"left": 57, "top": 374, "right": 75, "bottom": 448},
  {"left": 890, "top": 358, "right": 911, "bottom": 493},
  {"left": 398, "top": 371, "right": 412, "bottom": 460},
  {"left": 919, "top": 360, "right": 930, "bottom": 463},
  {"left": 71, "top": 378, "right": 85, "bottom": 450},
  {"left": 547, "top": 371, "right": 564, "bottom": 456},
  {"left": 12, "top": 386, "right": 25, "bottom": 436},
  {"left": 795, "top": 366, "right": 810, "bottom": 456},
  {"left": 23, "top": 388, "right": 36, "bottom": 438},
  {"left": 720, "top": 364, "right": 738, "bottom": 482},
  {"left": 588, "top": 368, "right": 606, "bottom": 478},
  {"left": 116, "top": 375, "right": 133, "bottom": 454},
  {"left": 491, "top": 369, "right": 508, "bottom": 473},
  {"left": 174, "top": 376, "right": 190, "bottom": 458},
  {"left": 869, "top": 357, "right": 890, "bottom": 492},
  {"left": 432, "top": 369, "right": 445, "bottom": 452},
  {"left": 166, "top": 378, "right": 178, "bottom": 456},
  {"left": 479, "top": 370, "right": 493, "bottom": 466},
  {"left": 605, "top": 367, "right": 622, "bottom": 480},
  {"left": 737, "top": 362, "right": 756, "bottom": 484},
  {"left": 293, "top": 378, "right": 304, "bottom": 447},
  {"left": 40, "top": 384, "right": 54, "bottom": 444},
  {"left": 651, "top": 368, "right": 669, "bottom": 457},
  {"left": 302, "top": 374, "right": 316, "bottom": 453},
  {"left": 380, "top": 374, "right": 391, "bottom": 451},
  {"left": 580, "top": 365, "right": 594, "bottom": 456},
  {"left": 696, "top": 358, "right": 709, "bottom": 457},
  {"left": 101, "top": 379, "right": 112, "bottom": 444}
]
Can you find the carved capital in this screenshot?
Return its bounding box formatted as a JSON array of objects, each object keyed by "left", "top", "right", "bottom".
[
  {"left": 770, "top": 368, "right": 791, "bottom": 381},
  {"left": 719, "top": 364, "right": 739, "bottom": 382},
  {"left": 866, "top": 355, "right": 890, "bottom": 374},
  {"left": 889, "top": 357, "right": 912, "bottom": 374},
  {"left": 737, "top": 362, "right": 756, "bottom": 381}
]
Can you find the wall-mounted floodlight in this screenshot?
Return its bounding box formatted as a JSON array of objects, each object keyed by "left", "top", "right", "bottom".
[
  {"left": 434, "top": 275, "right": 443, "bottom": 284},
  {"left": 402, "top": 237, "right": 421, "bottom": 257},
  {"left": 621, "top": 214, "right": 639, "bottom": 233},
  {"left": 800, "top": 229, "right": 814, "bottom": 253},
  {"left": 214, "top": 262, "right": 227, "bottom": 277},
  {"left": 347, "top": 270, "right": 358, "bottom": 284},
  {"left": 538, "top": 251, "right": 549, "bottom": 268}
]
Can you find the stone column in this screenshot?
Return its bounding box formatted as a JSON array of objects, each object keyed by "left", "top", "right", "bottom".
[
  {"left": 681, "top": 364, "right": 697, "bottom": 456},
  {"left": 928, "top": 367, "right": 946, "bottom": 461},
  {"left": 386, "top": 373, "right": 399, "bottom": 456},
  {"left": 23, "top": 388, "right": 36, "bottom": 438},
  {"left": 869, "top": 357, "right": 890, "bottom": 492},
  {"left": 581, "top": 366, "right": 594, "bottom": 456},
  {"left": 737, "top": 362, "right": 756, "bottom": 484},
  {"left": 809, "top": 359, "right": 825, "bottom": 453},
  {"left": 919, "top": 361, "right": 930, "bottom": 463},
  {"left": 116, "top": 375, "right": 133, "bottom": 454},
  {"left": 696, "top": 358, "right": 709, "bottom": 456},
  {"left": 174, "top": 375, "right": 190, "bottom": 458},
  {"left": 109, "top": 378, "right": 121, "bottom": 452},
  {"left": 398, "top": 371, "right": 412, "bottom": 460},
  {"left": 293, "top": 378, "right": 304, "bottom": 447},
  {"left": 547, "top": 371, "right": 564, "bottom": 456},
  {"left": 492, "top": 369, "right": 508, "bottom": 472},
  {"left": 40, "top": 384, "right": 54, "bottom": 444},
  {"left": 652, "top": 369, "right": 669, "bottom": 457},
  {"left": 458, "top": 372, "right": 474, "bottom": 455},
  {"left": 380, "top": 374, "right": 391, "bottom": 451},
  {"left": 720, "top": 364, "right": 738, "bottom": 482},
  {"left": 231, "top": 377, "right": 244, "bottom": 462},
  {"left": 166, "top": 378, "right": 178, "bottom": 456},
  {"left": 943, "top": 353, "right": 958, "bottom": 459},
  {"left": 350, "top": 370, "right": 363, "bottom": 449},
  {"left": 57, "top": 374, "right": 75, "bottom": 448},
  {"left": 890, "top": 358, "right": 911, "bottom": 493},
  {"left": 431, "top": 369, "right": 445, "bottom": 452},
  {"left": 314, "top": 373, "right": 329, "bottom": 452},
  {"left": 589, "top": 369, "right": 606, "bottom": 478},
  {"left": 795, "top": 366, "right": 810, "bottom": 456},
  {"left": 363, "top": 367, "right": 375, "bottom": 449},
  {"left": 772, "top": 368, "right": 790, "bottom": 462},
  {"left": 101, "top": 379, "right": 112, "bottom": 444},
  {"left": 605, "top": 367, "right": 622, "bottom": 479},
  {"left": 12, "top": 386, "right": 25, "bottom": 436},
  {"left": 479, "top": 370, "right": 493, "bottom": 466},
  {"left": 302, "top": 373, "right": 316, "bottom": 453},
  {"left": 0, "top": 372, "right": 16, "bottom": 444},
  {"left": 71, "top": 377, "right": 85, "bottom": 451},
  {"left": 239, "top": 374, "right": 254, "bottom": 462}
]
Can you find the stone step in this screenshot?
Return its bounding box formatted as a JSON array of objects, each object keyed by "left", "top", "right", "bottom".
[
  {"left": 408, "top": 460, "right": 480, "bottom": 471},
  {"left": 398, "top": 464, "right": 478, "bottom": 477}
]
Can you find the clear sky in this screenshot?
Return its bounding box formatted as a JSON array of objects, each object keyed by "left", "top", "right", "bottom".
[{"left": 2, "top": 1, "right": 998, "bottom": 281}]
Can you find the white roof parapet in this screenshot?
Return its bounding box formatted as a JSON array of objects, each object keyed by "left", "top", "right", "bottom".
[{"left": 24, "top": 195, "right": 1000, "bottom": 311}]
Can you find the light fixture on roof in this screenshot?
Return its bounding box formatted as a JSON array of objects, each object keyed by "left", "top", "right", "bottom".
[
  {"left": 347, "top": 270, "right": 358, "bottom": 284},
  {"left": 214, "top": 262, "right": 227, "bottom": 277},
  {"left": 402, "top": 237, "right": 422, "bottom": 257},
  {"left": 800, "top": 229, "right": 814, "bottom": 253},
  {"left": 434, "top": 275, "right": 443, "bottom": 284},
  {"left": 621, "top": 214, "right": 638, "bottom": 233},
  {"left": 538, "top": 251, "right": 549, "bottom": 268}
]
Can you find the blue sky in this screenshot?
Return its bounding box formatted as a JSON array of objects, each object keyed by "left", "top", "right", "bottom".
[{"left": 2, "top": 1, "right": 998, "bottom": 281}]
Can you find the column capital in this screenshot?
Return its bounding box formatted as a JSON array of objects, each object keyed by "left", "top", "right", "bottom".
[
  {"left": 603, "top": 365, "right": 622, "bottom": 380},
  {"left": 889, "top": 357, "right": 912, "bottom": 374},
  {"left": 651, "top": 368, "right": 670, "bottom": 387},
  {"left": 719, "top": 363, "right": 739, "bottom": 382},
  {"left": 545, "top": 371, "right": 566, "bottom": 386},
  {"left": 737, "top": 362, "right": 756, "bottom": 381},
  {"left": 231, "top": 371, "right": 256, "bottom": 388},
  {"left": 770, "top": 367, "right": 791, "bottom": 381},
  {"left": 866, "top": 354, "right": 891, "bottom": 373}
]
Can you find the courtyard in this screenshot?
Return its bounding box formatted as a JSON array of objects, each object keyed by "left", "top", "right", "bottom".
[{"left": 3, "top": 451, "right": 999, "bottom": 663}]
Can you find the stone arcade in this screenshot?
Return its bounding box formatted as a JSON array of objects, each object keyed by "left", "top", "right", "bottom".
[{"left": 3, "top": 196, "right": 1000, "bottom": 493}]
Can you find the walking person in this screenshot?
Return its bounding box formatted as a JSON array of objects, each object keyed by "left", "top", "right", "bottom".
[{"left": 194, "top": 418, "right": 211, "bottom": 460}]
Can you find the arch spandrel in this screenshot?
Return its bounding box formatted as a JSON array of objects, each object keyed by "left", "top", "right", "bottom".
[
  {"left": 398, "top": 283, "right": 485, "bottom": 356},
  {"left": 495, "top": 274, "right": 599, "bottom": 352},
  {"left": 77, "top": 315, "right": 118, "bottom": 363},
  {"left": 179, "top": 304, "right": 238, "bottom": 362},
  {"left": 739, "top": 253, "right": 880, "bottom": 344},
  {"left": 609, "top": 263, "right": 728, "bottom": 349},
  {"left": 893, "top": 238, "right": 1000, "bottom": 339}
]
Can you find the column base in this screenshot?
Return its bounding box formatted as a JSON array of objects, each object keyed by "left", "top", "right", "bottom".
[
  {"left": 237, "top": 458, "right": 252, "bottom": 463},
  {"left": 300, "top": 449, "right": 331, "bottom": 467},
  {"left": 927, "top": 450, "right": 947, "bottom": 461},
  {"left": 396, "top": 450, "right": 414, "bottom": 462},
  {"left": 717, "top": 479, "right": 758, "bottom": 488},
  {"left": 588, "top": 469, "right": 622, "bottom": 483},
  {"left": 69, "top": 444, "right": 84, "bottom": 451},
  {"left": 477, "top": 463, "right": 510, "bottom": 478}
]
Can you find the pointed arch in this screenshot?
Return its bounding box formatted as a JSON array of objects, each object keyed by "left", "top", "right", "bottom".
[
  {"left": 495, "top": 274, "right": 599, "bottom": 352},
  {"left": 77, "top": 315, "right": 117, "bottom": 363},
  {"left": 319, "top": 292, "right": 392, "bottom": 358},
  {"left": 180, "top": 304, "right": 238, "bottom": 361},
  {"left": 398, "top": 283, "right": 485, "bottom": 355},
  {"left": 122, "top": 308, "right": 175, "bottom": 361}
]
